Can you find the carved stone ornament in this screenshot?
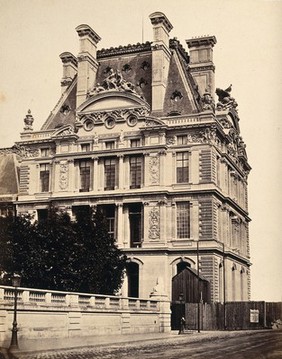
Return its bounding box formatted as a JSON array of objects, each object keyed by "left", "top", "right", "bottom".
[
  {"left": 89, "top": 68, "right": 143, "bottom": 98},
  {"left": 2, "top": 144, "right": 39, "bottom": 158},
  {"left": 23, "top": 109, "right": 34, "bottom": 131},
  {"left": 52, "top": 125, "right": 77, "bottom": 137},
  {"left": 149, "top": 155, "right": 160, "bottom": 185},
  {"left": 59, "top": 162, "right": 69, "bottom": 190},
  {"left": 200, "top": 126, "right": 221, "bottom": 147},
  {"left": 216, "top": 85, "right": 238, "bottom": 112},
  {"left": 201, "top": 91, "right": 215, "bottom": 112},
  {"left": 166, "top": 136, "right": 176, "bottom": 145},
  {"left": 149, "top": 207, "right": 160, "bottom": 240}
]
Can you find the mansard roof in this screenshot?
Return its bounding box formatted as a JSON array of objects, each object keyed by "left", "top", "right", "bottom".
[
  {"left": 41, "top": 39, "right": 201, "bottom": 130},
  {"left": 0, "top": 152, "right": 19, "bottom": 196}
]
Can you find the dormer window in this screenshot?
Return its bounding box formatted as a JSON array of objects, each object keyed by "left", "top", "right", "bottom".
[{"left": 171, "top": 90, "right": 183, "bottom": 102}]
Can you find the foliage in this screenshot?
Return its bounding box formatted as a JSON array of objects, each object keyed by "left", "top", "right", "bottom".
[{"left": 0, "top": 207, "right": 127, "bottom": 294}]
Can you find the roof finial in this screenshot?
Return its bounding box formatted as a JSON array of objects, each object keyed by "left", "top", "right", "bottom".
[{"left": 24, "top": 109, "right": 34, "bottom": 131}]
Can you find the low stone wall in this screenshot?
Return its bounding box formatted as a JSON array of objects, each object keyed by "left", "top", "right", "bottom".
[{"left": 0, "top": 286, "right": 171, "bottom": 348}]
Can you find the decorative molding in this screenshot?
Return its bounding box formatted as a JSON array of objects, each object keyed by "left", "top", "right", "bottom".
[
  {"left": 1, "top": 144, "right": 40, "bottom": 158},
  {"left": 149, "top": 155, "right": 160, "bottom": 185},
  {"left": 59, "top": 162, "right": 69, "bottom": 190},
  {"left": 89, "top": 69, "right": 142, "bottom": 99},
  {"left": 148, "top": 206, "right": 160, "bottom": 240}
]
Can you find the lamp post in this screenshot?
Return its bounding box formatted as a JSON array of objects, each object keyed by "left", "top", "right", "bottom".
[
  {"left": 9, "top": 273, "right": 21, "bottom": 351},
  {"left": 197, "top": 241, "right": 201, "bottom": 333}
]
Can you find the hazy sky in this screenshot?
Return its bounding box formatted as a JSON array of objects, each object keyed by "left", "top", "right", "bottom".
[{"left": 0, "top": 0, "right": 281, "bottom": 301}]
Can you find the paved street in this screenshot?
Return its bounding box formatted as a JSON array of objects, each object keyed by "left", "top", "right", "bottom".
[{"left": 14, "top": 330, "right": 282, "bottom": 359}]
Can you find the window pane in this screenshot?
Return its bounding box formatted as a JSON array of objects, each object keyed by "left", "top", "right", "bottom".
[
  {"left": 79, "top": 160, "right": 90, "bottom": 192},
  {"left": 40, "top": 164, "right": 50, "bottom": 192},
  {"left": 177, "top": 202, "right": 190, "bottom": 238},
  {"left": 104, "top": 158, "right": 116, "bottom": 190},
  {"left": 130, "top": 156, "right": 142, "bottom": 189},
  {"left": 129, "top": 204, "right": 142, "bottom": 248},
  {"left": 176, "top": 152, "right": 189, "bottom": 183}
]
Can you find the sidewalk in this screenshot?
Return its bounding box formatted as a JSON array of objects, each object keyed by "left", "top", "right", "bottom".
[{"left": 2, "top": 329, "right": 267, "bottom": 357}]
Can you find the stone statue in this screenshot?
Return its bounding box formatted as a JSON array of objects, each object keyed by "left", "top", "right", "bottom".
[{"left": 216, "top": 85, "right": 238, "bottom": 111}]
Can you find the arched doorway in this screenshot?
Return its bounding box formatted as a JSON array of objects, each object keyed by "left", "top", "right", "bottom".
[
  {"left": 177, "top": 261, "right": 191, "bottom": 274},
  {"left": 126, "top": 262, "right": 139, "bottom": 298}
]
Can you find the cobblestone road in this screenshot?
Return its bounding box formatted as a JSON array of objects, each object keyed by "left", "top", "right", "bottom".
[{"left": 13, "top": 330, "right": 282, "bottom": 359}]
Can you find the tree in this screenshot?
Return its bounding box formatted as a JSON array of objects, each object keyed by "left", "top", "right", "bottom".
[
  {"left": 0, "top": 206, "right": 127, "bottom": 294},
  {"left": 73, "top": 207, "right": 127, "bottom": 294}
]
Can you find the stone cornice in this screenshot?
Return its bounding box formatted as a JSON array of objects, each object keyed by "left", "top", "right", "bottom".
[
  {"left": 75, "top": 24, "right": 101, "bottom": 44},
  {"left": 186, "top": 36, "right": 217, "bottom": 48},
  {"left": 149, "top": 12, "right": 173, "bottom": 33},
  {"left": 59, "top": 52, "right": 78, "bottom": 67}
]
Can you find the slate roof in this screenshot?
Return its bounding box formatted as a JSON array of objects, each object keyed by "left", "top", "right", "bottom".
[
  {"left": 41, "top": 40, "right": 201, "bottom": 130},
  {"left": 0, "top": 153, "right": 19, "bottom": 195}
]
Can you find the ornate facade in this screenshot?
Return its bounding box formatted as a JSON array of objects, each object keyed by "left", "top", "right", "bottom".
[{"left": 1, "top": 12, "right": 251, "bottom": 302}]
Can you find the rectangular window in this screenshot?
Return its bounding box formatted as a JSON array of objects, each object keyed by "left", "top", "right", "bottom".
[
  {"left": 105, "top": 141, "right": 115, "bottom": 150},
  {"left": 177, "top": 135, "right": 187, "bottom": 145},
  {"left": 177, "top": 202, "right": 190, "bottom": 238},
  {"left": 100, "top": 205, "right": 116, "bottom": 239},
  {"left": 37, "top": 209, "right": 48, "bottom": 222},
  {"left": 81, "top": 143, "right": 90, "bottom": 152},
  {"left": 79, "top": 160, "right": 91, "bottom": 192},
  {"left": 104, "top": 158, "right": 116, "bottom": 190},
  {"left": 40, "top": 164, "right": 50, "bottom": 192},
  {"left": 130, "top": 156, "right": 142, "bottom": 189},
  {"left": 130, "top": 139, "right": 141, "bottom": 148},
  {"left": 41, "top": 148, "right": 49, "bottom": 157},
  {"left": 176, "top": 152, "right": 189, "bottom": 183},
  {"left": 72, "top": 205, "right": 90, "bottom": 220},
  {"left": 129, "top": 203, "right": 142, "bottom": 248}
]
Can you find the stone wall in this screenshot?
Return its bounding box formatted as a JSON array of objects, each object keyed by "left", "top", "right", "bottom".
[{"left": 0, "top": 286, "right": 171, "bottom": 348}]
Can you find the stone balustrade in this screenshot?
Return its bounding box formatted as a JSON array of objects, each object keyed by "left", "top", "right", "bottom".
[{"left": 0, "top": 285, "right": 171, "bottom": 349}]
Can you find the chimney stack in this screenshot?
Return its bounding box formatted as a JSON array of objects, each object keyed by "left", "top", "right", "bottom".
[
  {"left": 59, "top": 52, "right": 77, "bottom": 93},
  {"left": 149, "top": 12, "right": 173, "bottom": 112},
  {"left": 75, "top": 24, "right": 101, "bottom": 107},
  {"left": 186, "top": 36, "right": 217, "bottom": 98}
]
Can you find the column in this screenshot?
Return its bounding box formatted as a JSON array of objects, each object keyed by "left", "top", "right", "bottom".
[
  {"left": 117, "top": 203, "right": 124, "bottom": 247},
  {"left": 118, "top": 155, "right": 124, "bottom": 189},
  {"left": 93, "top": 157, "right": 98, "bottom": 192}
]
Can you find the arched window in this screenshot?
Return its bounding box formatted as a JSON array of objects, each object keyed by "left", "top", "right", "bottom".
[{"left": 177, "top": 261, "right": 191, "bottom": 274}]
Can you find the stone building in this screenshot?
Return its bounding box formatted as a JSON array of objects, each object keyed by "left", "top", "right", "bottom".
[{"left": 0, "top": 12, "right": 251, "bottom": 302}]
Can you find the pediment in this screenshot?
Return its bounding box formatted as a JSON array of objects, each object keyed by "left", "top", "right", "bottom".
[
  {"left": 77, "top": 91, "right": 150, "bottom": 115},
  {"left": 51, "top": 124, "right": 78, "bottom": 138}
]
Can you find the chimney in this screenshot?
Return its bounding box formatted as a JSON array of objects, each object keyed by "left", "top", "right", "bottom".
[
  {"left": 186, "top": 36, "right": 217, "bottom": 98},
  {"left": 59, "top": 52, "right": 77, "bottom": 93},
  {"left": 149, "top": 12, "right": 173, "bottom": 112},
  {"left": 75, "top": 24, "right": 101, "bottom": 107}
]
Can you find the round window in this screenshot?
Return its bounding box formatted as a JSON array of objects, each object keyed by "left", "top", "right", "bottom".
[
  {"left": 84, "top": 119, "right": 94, "bottom": 131},
  {"left": 105, "top": 117, "right": 115, "bottom": 129},
  {"left": 127, "top": 115, "right": 138, "bottom": 127}
]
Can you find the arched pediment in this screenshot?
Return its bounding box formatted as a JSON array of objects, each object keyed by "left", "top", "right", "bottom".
[
  {"left": 51, "top": 124, "right": 78, "bottom": 138},
  {"left": 77, "top": 91, "right": 150, "bottom": 114}
]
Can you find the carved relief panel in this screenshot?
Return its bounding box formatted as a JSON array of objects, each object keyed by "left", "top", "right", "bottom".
[
  {"left": 148, "top": 206, "right": 160, "bottom": 240},
  {"left": 149, "top": 155, "right": 160, "bottom": 185},
  {"left": 59, "top": 161, "right": 69, "bottom": 190}
]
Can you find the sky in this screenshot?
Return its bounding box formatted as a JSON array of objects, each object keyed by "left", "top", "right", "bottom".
[{"left": 0, "top": 0, "right": 281, "bottom": 301}]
